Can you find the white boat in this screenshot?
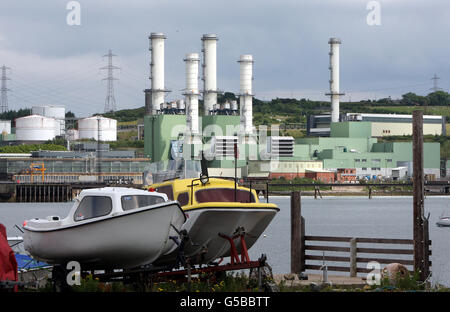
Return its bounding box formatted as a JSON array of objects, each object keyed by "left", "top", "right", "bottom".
[
  {"left": 22, "top": 187, "right": 186, "bottom": 269},
  {"left": 436, "top": 217, "right": 450, "bottom": 227},
  {"left": 148, "top": 177, "right": 279, "bottom": 266},
  {"left": 436, "top": 209, "right": 450, "bottom": 227}
]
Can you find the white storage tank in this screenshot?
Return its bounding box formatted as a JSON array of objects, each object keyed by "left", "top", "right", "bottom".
[
  {"left": 231, "top": 100, "right": 238, "bottom": 111},
  {"left": 177, "top": 99, "right": 185, "bottom": 110},
  {"left": 78, "top": 116, "right": 117, "bottom": 141},
  {"left": 65, "top": 129, "right": 79, "bottom": 141},
  {"left": 15, "top": 115, "right": 57, "bottom": 141},
  {"left": 0, "top": 120, "right": 11, "bottom": 134},
  {"left": 32, "top": 105, "right": 66, "bottom": 136}
]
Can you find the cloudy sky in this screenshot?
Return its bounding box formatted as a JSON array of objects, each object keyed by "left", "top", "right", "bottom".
[{"left": 0, "top": 0, "right": 448, "bottom": 117}]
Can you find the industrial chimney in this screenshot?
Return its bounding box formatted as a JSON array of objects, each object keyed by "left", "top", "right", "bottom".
[
  {"left": 201, "top": 34, "right": 218, "bottom": 116},
  {"left": 239, "top": 54, "right": 254, "bottom": 135},
  {"left": 145, "top": 32, "right": 167, "bottom": 115},
  {"left": 326, "top": 38, "right": 344, "bottom": 123},
  {"left": 184, "top": 53, "right": 200, "bottom": 135}
]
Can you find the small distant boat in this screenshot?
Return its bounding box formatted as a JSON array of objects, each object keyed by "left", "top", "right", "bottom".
[
  {"left": 22, "top": 187, "right": 186, "bottom": 269},
  {"left": 436, "top": 216, "right": 450, "bottom": 227}
]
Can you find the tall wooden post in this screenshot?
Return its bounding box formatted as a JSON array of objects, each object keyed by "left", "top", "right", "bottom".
[
  {"left": 413, "top": 110, "right": 426, "bottom": 281},
  {"left": 291, "top": 191, "right": 303, "bottom": 274}
]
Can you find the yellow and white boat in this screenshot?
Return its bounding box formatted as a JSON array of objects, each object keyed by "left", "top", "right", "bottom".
[{"left": 147, "top": 177, "right": 279, "bottom": 266}]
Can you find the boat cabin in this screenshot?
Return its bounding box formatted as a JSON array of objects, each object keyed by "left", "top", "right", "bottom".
[
  {"left": 149, "top": 178, "right": 258, "bottom": 208},
  {"left": 25, "top": 187, "right": 169, "bottom": 230}
]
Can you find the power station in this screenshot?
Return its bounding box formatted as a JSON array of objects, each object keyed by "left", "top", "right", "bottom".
[{"left": 141, "top": 34, "right": 443, "bottom": 182}]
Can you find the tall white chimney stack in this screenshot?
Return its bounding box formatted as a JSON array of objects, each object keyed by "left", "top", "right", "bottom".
[
  {"left": 149, "top": 32, "right": 167, "bottom": 115},
  {"left": 239, "top": 54, "right": 254, "bottom": 135},
  {"left": 184, "top": 53, "right": 200, "bottom": 135},
  {"left": 201, "top": 34, "right": 218, "bottom": 115},
  {"left": 327, "top": 38, "right": 344, "bottom": 123}
]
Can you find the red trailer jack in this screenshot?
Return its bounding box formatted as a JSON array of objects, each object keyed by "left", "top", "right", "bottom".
[{"left": 218, "top": 230, "right": 250, "bottom": 265}]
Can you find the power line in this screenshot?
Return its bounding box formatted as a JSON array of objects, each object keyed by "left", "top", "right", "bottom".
[
  {"left": 100, "top": 50, "right": 120, "bottom": 113},
  {"left": 1, "top": 65, "right": 11, "bottom": 113}
]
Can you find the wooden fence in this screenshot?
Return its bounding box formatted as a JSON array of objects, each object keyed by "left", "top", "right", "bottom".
[
  {"left": 290, "top": 190, "right": 432, "bottom": 279},
  {"left": 301, "top": 235, "right": 432, "bottom": 277}
]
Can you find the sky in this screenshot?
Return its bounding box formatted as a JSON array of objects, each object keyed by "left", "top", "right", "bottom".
[{"left": 0, "top": 0, "right": 449, "bottom": 117}]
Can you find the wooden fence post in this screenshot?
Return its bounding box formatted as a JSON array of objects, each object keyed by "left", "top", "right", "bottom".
[
  {"left": 423, "top": 218, "right": 430, "bottom": 280},
  {"left": 413, "top": 110, "right": 426, "bottom": 281},
  {"left": 300, "top": 215, "right": 305, "bottom": 272},
  {"left": 349, "top": 238, "right": 357, "bottom": 277},
  {"left": 291, "top": 190, "right": 303, "bottom": 274}
]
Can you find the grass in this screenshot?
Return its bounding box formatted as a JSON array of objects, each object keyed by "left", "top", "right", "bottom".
[
  {"left": 0, "top": 143, "right": 67, "bottom": 153},
  {"left": 117, "top": 130, "right": 138, "bottom": 141},
  {"left": 34, "top": 270, "right": 450, "bottom": 292},
  {"left": 37, "top": 271, "right": 259, "bottom": 293},
  {"left": 281, "top": 129, "right": 307, "bottom": 138}
]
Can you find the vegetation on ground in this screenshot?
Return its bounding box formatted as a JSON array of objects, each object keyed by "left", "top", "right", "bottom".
[
  {"left": 34, "top": 269, "right": 450, "bottom": 292},
  {"left": 100, "top": 107, "right": 145, "bottom": 122},
  {"left": 0, "top": 143, "right": 67, "bottom": 153},
  {"left": 108, "top": 139, "right": 144, "bottom": 150},
  {"left": 38, "top": 271, "right": 261, "bottom": 293},
  {"left": 268, "top": 177, "right": 331, "bottom": 191}
]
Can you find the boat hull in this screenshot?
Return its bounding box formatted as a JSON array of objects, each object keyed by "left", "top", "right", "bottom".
[
  {"left": 155, "top": 205, "right": 278, "bottom": 266},
  {"left": 23, "top": 202, "right": 184, "bottom": 269},
  {"left": 436, "top": 218, "right": 450, "bottom": 227}
]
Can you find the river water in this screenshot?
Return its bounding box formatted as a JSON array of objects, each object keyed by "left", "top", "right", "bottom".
[{"left": 1, "top": 196, "right": 449, "bottom": 286}]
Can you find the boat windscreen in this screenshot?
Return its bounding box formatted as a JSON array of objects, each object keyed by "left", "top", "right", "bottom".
[
  {"left": 74, "top": 196, "right": 112, "bottom": 222},
  {"left": 195, "top": 188, "right": 255, "bottom": 203},
  {"left": 121, "top": 195, "right": 165, "bottom": 211},
  {"left": 155, "top": 185, "right": 174, "bottom": 200}
]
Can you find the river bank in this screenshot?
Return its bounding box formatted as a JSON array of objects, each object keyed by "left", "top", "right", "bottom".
[{"left": 267, "top": 190, "right": 449, "bottom": 197}]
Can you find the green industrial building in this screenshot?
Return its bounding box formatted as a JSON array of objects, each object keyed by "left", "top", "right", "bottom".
[
  {"left": 295, "top": 122, "right": 440, "bottom": 178},
  {"left": 143, "top": 115, "right": 441, "bottom": 181}
]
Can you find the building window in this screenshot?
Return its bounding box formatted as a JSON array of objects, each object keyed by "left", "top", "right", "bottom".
[
  {"left": 355, "top": 159, "right": 360, "bottom": 162},
  {"left": 372, "top": 159, "right": 381, "bottom": 163},
  {"left": 362, "top": 159, "right": 367, "bottom": 162},
  {"left": 387, "top": 159, "right": 393, "bottom": 162},
  {"left": 362, "top": 167, "right": 367, "bottom": 171}
]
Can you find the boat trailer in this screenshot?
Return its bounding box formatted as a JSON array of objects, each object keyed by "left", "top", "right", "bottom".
[{"left": 86, "top": 230, "right": 273, "bottom": 290}]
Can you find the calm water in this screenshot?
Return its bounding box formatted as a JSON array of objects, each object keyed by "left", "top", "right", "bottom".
[{"left": 1, "top": 196, "right": 449, "bottom": 285}]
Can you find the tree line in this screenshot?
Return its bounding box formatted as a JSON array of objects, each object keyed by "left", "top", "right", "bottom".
[{"left": 3, "top": 91, "right": 448, "bottom": 124}]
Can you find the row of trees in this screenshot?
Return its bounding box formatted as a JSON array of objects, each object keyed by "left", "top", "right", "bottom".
[
  {"left": 398, "top": 91, "right": 449, "bottom": 106},
  {"left": 2, "top": 90, "right": 447, "bottom": 124}
]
